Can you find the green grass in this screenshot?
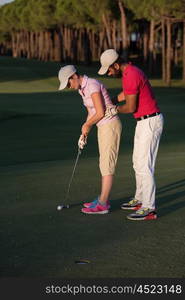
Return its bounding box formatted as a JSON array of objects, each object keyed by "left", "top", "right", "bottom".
[{"left": 0, "top": 57, "right": 185, "bottom": 278}]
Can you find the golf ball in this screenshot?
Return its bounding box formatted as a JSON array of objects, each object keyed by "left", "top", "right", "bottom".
[{"left": 57, "top": 205, "right": 62, "bottom": 211}]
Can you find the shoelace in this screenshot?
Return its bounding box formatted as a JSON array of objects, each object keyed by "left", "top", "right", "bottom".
[
  {"left": 128, "top": 199, "right": 138, "bottom": 205},
  {"left": 137, "top": 208, "right": 150, "bottom": 215}
]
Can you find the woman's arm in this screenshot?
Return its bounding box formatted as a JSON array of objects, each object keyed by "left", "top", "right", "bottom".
[
  {"left": 85, "top": 107, "right": 91, "bottom": 122},
  {"left": 81, "top": 92, "right": 104, "bottom": 136}
]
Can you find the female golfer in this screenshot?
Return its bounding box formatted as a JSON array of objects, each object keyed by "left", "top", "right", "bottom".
[{"left": 58, "top": 65, "right": 122, "bottom": 214}]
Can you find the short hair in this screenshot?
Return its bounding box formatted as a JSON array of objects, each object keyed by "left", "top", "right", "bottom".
[
  {"left": 114, "top": 56, "right": 128, "bottom": 65},
  {"left": 108, "top": 56, "right": 127, "bottom": 69},
  {"left": 71, "top": 72, "right": 79, "bottom": 77}
]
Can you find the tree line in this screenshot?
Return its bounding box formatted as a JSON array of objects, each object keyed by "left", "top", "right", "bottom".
[{"left": 0, "top": 0, "right": 185, "bottom": 85}]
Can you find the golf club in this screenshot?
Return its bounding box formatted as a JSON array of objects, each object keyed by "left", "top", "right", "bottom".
[{"left": 57, "top": 147, "right": 82, "bottom": 211}]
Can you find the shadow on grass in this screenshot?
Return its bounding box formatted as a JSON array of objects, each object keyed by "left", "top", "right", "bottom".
[
  {"left": 110, "top": 179, "right": 185, "bottom": 217},
  {"left": 157, "top": 179, "right": 185, "bottom": 217},
  {"left": 110, "top": 197, "right": 130, "bottom": 212},
  {"left": 158, "top": 193, "right": 185, "bottom": 217},
  {"left": 1, "top": 179, "right": 184, "bottom": 277},
  {"left": 157, "top": 179, "right": 185, "bottom": 195}
]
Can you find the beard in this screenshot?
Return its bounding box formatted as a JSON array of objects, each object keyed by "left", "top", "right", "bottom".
[
  {"left": 113, "top": 70, "right": 122, "bottom": 78},
  {"left": 112, "top": 71, "right": 122, "bottom": 78}
]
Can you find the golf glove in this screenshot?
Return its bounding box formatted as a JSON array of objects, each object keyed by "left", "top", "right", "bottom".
[
  {"left": 104, "top": 105, "right": 118, "bottom": 119},
  {"left": 78, "top": 134, "right": 87, "bottom": 150}
]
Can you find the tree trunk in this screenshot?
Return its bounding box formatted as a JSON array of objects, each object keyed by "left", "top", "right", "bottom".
[
  {"left": 60, "top": 25, "right": 66, "bottom": 61},
  {"left": 16, "top": 32, "right": 21, "bottom": 57},
  {"left": 143, "top": 26, "right": 149, "bottom": 63},
  {"left": 183, "top": 21, "right": 185, "bottom": 83},
  {"left": 70, "top": 28, "right": 78, "bottom": 63},
  {"left": 23, "top": 30, "right": 28, "bottom": 57},
  {"left": 21, "top": 30, "right": 26, "bottom": 57},
  {"left": 149, "top": 19, "right": 155, "bottom": 74},
  {"left": 26, "top": 31, "right": 31, "bottom": 59},
  {"left": 21, "top": 30, "right": 25, "bottom": 57},
  {"left": 98, "top": 29, "right": 106, "bottom": 56},
  {"left": 174, "top": 42, "right": 178, "bottom": 66},
  {"left": 94, "top": 31, "right": 99, "bottom": 61},
  {"left": 103, "top": 30, "right": 108, "bottom": 50},
  {"left": 102, "top": 13, "right": 112, "bottom": 48},
  {"left": 53, "top": 30, "right": 61, "bottom": 61},
  {"left": 63, "top": 26, "right": 67, "bottom": 61},
  {"left": 166, "top": 18, "right": 171, "bottom": 86},
  {"left": 116, "top": 25, "right": 121, "bottom": 50},
  {"left": 34, "top": 32, "right": 38, "bottom": 59},
  {"left": 83, "top": 28, "right": 91, "bottom": 64},
  {"left": 31, "top": 32, "right": 36, "bottom": 59},
  {"left": 39, "top": 31, "right": 45, "bottom": 60},
  {"left": 112, "top": 20, "right": 117, "bottom": 50},
  {"left": 78, "top": 28, "right": 84, "bottom": 62},
  {"left": 67, "top": 27, "right": 71, "bottom": 61},
  {"left": 44, "top": 31, "right": 49, "bottom": 61},
  {"left": 118, "top": 0, "right": 128, "bottom": 60},
  {"left": 90, "top": 30, "right": 96, "bottom": 61},
  {"left": 161, "top": 18, "right": 166, "bottom": 82},
  {"left": 12, "top": 31, "right": 18, "bottom": 57},
  {"left": 18, "top": 30, "right": 22, "bottom": 57}
]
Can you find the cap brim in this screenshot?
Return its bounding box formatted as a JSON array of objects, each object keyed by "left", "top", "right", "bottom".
[
  {"left": 98, "top": 65, "right": 109, "bottom": 75},
  {"left": 58, "top": 78, "right": 68, "bottom": 90}
]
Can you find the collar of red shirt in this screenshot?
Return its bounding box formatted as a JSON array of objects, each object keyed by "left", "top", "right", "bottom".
[{"left": 123, "top": 62, "right": 132, "bottom": 74}]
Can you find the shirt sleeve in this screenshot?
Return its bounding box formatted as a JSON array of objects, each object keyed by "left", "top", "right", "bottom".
[{"left": 123, "top": 69, "right": 140, "bottom": 95}]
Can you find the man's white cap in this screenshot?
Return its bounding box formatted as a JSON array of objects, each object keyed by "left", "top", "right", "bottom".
[
  {"left": 98, "top": 49, "right": 119, "bottom": 75},
  {"left": 58, "top": 65, "right": 76, "bottom": 90}
]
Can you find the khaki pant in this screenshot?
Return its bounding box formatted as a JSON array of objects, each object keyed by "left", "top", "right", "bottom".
[{"left": 97, "top": 119, "right": 122, "bottom": 176}]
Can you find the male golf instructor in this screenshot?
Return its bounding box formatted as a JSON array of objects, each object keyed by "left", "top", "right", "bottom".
[{"left": 98, "top": 49, "right": 164, "bottom": 221}]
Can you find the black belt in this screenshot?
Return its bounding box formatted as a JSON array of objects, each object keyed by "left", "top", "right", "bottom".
[{"left": 136, "top": 112, "right": 161, "bottom": 121}]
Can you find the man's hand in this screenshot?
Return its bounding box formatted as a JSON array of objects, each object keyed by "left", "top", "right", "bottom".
[
  {"left": 104, "top": 105, "right": 118, "bottom": 119},
  {"left": 78, "top": 134, "right": 87, "bottom": 150},
  {"left": 111, "top": 96, "right": 119, "bottom": 105}
]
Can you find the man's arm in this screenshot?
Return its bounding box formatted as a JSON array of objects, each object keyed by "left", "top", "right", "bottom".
[
  {"left": 117, "top": 91, "right": 125, "bottom": 102},
  {"left": 111, "top": 91, "right": 125, "bottom": 105},
  {"left": 104, "top": 94, "right": 137, "bottom": 119},
  {"left": 117, "top": 94, "right": 137, "bottom": 113}
]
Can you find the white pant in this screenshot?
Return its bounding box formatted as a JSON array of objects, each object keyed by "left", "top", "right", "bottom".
[{"left": 133, "top": 114, "right": 164, "bottom": 209}]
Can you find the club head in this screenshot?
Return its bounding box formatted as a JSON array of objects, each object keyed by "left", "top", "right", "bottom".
[{"left": 57, "top": 204, "right": 70, "bottom": 211}]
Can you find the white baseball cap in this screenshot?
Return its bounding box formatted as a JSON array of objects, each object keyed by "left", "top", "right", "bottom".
[
  {"left": 98, "top": 49, "right": 119, "bottom": 75},
  {"left": 58, "top": 65, "right": 76, "bottom": 90}
]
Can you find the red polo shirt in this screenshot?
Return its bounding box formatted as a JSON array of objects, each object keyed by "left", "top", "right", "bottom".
[{"left": 122, "top": 63, "right": 160, "bottom": 118}]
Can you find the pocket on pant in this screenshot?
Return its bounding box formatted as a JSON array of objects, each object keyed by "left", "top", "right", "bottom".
[{"left": 148, "top": 116, "right": 163, "bottom": 134}]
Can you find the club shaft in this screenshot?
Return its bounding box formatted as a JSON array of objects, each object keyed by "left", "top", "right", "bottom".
[{"left": 64, "top": 148, "right": 81, "bottom": 202}]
